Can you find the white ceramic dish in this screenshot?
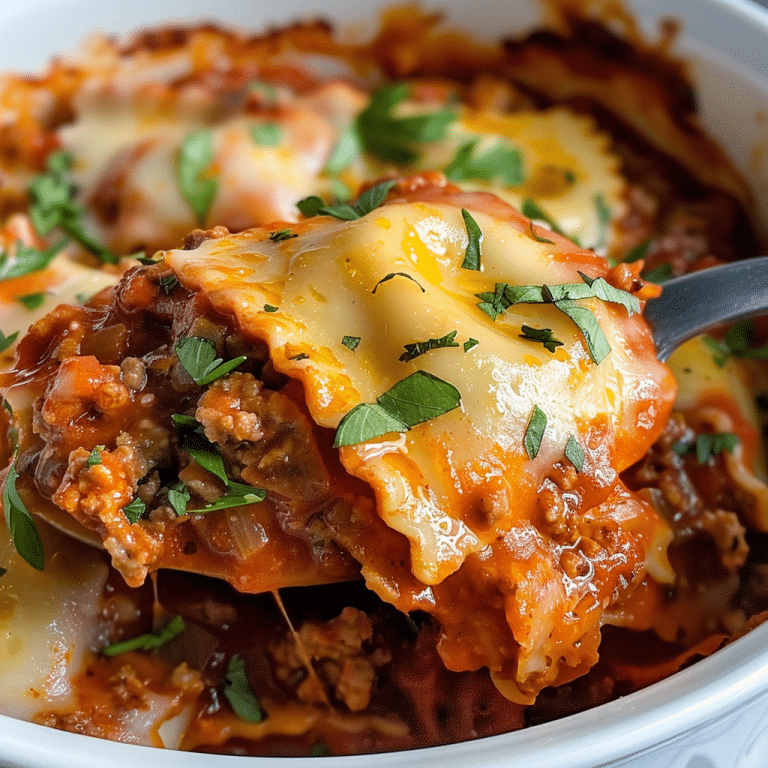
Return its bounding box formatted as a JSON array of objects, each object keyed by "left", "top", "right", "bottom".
[{"left": 1, "top": 1, "right": 768, "bottom": 767}]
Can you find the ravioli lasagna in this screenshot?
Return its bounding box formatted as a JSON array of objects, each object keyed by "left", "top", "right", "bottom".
[{"left": 0, "top": 5, "right": 766, "bottom": 757}]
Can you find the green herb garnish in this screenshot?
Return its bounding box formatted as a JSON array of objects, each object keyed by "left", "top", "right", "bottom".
[
  {"left": 263, "top": 304, "right": 279, "bottom": 313},
  {"left": 445, "top": 139, "right": 524, "bottom": 186},
  {"left": 86, "top": 445, "right": 103, "bottom": 468},
  {"left": 17, "top": 293, "right": 45, "bottom": 310},
  {"left": 2, "top": 461, "right": 44, "bottom": 571},
  {"left": 372, "top": 272, "right": 425, "bottom": 294},
  {"left": 176, "top": 336, "right": 247, "bottom": 387},
  {"left": 521, "top": 198, "right": 568, "bottom": 239},
  {"left": 221, "top": 654, "right": 265, "bottom": 723},
  {"left": 102, "top": 615, "right": 185, "bottom": 657},
  {"left": 642, "top": 263, "right": 673, "bottom": 283},
  {"left": 334, "top": 371, "right": 461, "bottom": 447},
  {"left": 28, "top": 150, "right": 124, "bottom": 264},
  {"left": 0, "top": 240, "right": 66, "bottom": 281},
  {"left": 564, "top": 436, "right": 585, "bottom": 471},
  {"left": 268, "top": 229, "right": 297, "bottom": 243},
  {"left": 519, "top": 325, "right": 563, "bottom": 353},
  {"left": 341, "top": 335, "right": 361, "bottom": 351},
  {"left": 296, "top": 195, "right": 325, "bottom": 218},
  {"left": 592, "top": 193, "right": 611, "bottom": 251},
  {"left": 463, "top": 337, "right": 479, "bottom": 352},
  {"left": 159, "top": 275, "right": 178, "bottom": 295},
  {"left": 460, "top": 208, "right": 482, "bottom": 271},
  {"left": 0, "top": 330, "right": 18, "bottom": 354},
  {"left": 167, "top": 482, "right": 191, "bottom": 516},
  {"left": 399, "top": 330, "right": 459, "bottom": 362},
  {"left": 324, "top": 125, "right": 362, "bottom": 175},
  {"left": 315, "top": 179, "right": 397, "bottom": 221},
  {"left": 524, "top": 405, "right": 547, "bottom": 459},
  {"left": 177, "top": 130, "right": 218, "bottom": 225},
  {"left": 355, "top": 82, "right": 455, "bottom": 164},
  {"left": 694, "top": 432, "right": 739, "bottom": 464},
  {"left": 623, "top": 240, "right": 651, "bottom": 264},
  {"left": 122, "top": 496, "right": 146, "bottom": 524}
]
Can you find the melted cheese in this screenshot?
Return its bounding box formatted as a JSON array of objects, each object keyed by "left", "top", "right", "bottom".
[{"left": 166, "top": 186, "right": 675, "bottom": 701}]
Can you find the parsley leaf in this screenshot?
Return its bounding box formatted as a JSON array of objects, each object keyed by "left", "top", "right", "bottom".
[
  {"left": 324, "top": 125, "right": 362, "bottom": 175},
  {"left": 342, "top": 335, "right": 361, "bottom": 351},
  {"left": 356, "top": 82, "right": 455, "bottom": 164},
  {"left": 695, "top": 432, "right": 739, "bottom": 464},
  {"left": 311, "top": 743, "right": 332, "bottom": 757},
  {"left": 475, "top": 275, "right": 638, "bottom": 364},
  {"left": 0, "top": 240, "right": 66, "bottom": 281},
  {"left": 166, "top": 482, "right": 190, "bottom": 516},
  {"left": 719, "top": 320, "right": 768, "bottom": 362},
  {"left": 102, "top": 615, "right": 185, "bottom": 657},
  {"left": 642, "top": 263, "right": 673, "bottom": 283},
  {"left": 176, "top": 336, "right": 247, "bottom": 387},
  {"left": 519, "top": 325, "right": 563, "bottom": 353},
  {"left": 445, "top": 139, "right": 524, "bottom": 186},
  {"left": 463, "top": 337, "right": 479, "bottom": 352},
  {"left": 524, "top": 405, "right": 547, "bottom": 459},
  {"left": 296, "top": 195, "right": 325, "bottom": 218},
  {"left": 623, "top": 239, "right": 651, "bottom": 264},
  {"left": 592, "top": 193, "right": 611, "bottom": 251},
  {"left": 249, "top": 122, "right": 282, "bottom": 147},
  {"left": 86, "top": 445, "right": 103, "bottom": 468},
  {"left": 334, "top": 371, "right": 461, "bottom": 447},
  {"left": 521, "top": 198, "right": 568, "bottom": 238},
  {"left": 159, "top": 275, "right": 178, "bottom": 295},
  {"left": 177, "top": 130, "right": 218, "bottom": 225},
  {"left": 0, "top": 330, "right": 18, "bottom": 354},
  {"left": 372, "top": 272, "right": 425, "bottom": 294},
  {"left": 268, "top": 229, "right": 297, "bottom": 243},
  {"left": 564, "top": 435, "right": 585, "bottom": 471},
  {"left": 333, "top": 404, "right": 408, "bottom": 448},
  {"left": 461, "top": 208, "right": 482, "bottom": 270},
  {"left": 2, "top": 461, "right": 44, "bottom": 570},
  {"left": 399, "top": 330, "right": 459, "bottom": 362},
  {"left": 17, "top": 292, "right": 45, "bottom": 310},
  {"left": 264, "top": 304, "right": 279, "bottom": 313},
  {"left": 195, "top": 481, "right": 265, "bottom": 514},
  {"left": 122, "top": 496, "right": 146, "bottom": 524},
  {"left": 28, "top": 150, "right": 123, "bottom": 264},
  {"left": 221, "top": 654, "right": 265, "bottom": 723}
]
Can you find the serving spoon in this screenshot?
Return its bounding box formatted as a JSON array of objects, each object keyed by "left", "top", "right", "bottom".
[{"left": 643, "top": 257, "right": 768, "bottom": 362}]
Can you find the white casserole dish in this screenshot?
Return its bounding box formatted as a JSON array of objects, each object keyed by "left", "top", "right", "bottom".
[{"left": 0, "top": 1, "right": 767, "bottom": 766}]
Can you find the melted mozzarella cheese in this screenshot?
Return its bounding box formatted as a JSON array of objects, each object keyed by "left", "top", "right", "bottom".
[{"left": 166, "top": 195, "right": 673, "bottom": 586}]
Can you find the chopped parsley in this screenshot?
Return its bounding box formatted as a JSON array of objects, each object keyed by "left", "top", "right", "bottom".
[
  {"left": 263, "top": 304, "right": 279, "bottom": 313},
  {"left": 341, "top": 335, "right": 361, "bottom": 351},
  {"left": 476, "top": 273, "right": 638, "bottom": 364},
  {"left": 445, "top": 139, "right": 524, "bottom": 186},
  {"left": 642, "top": 263, "right": 673, "bottom": 283},
  {"left": 355, "top": 82, "right": 455, "bottom": 164},
  {"left": 159, "top": 275, "right": 178, "bottom": 295},
  {"left": 221, "top": 654, "right": 265, "bottom": 723},
  {"left": 460, "top": 208, "right": 482, "bottom": 270},
  {"left": 693, "top": 432, "right": 740, "bottom": 464},
  {"left": 85, "top": 445, "right": 103, "bottom": 468},
  {"left": 28, "top": 150, "right": 125, "bottom": 264},
  {"left": 102, "top": 615, "right": 185, "bottom": 657},
  {"left": 372, "top": 272, "right": 425, "bottom": 294},
  {"left": 177, "top": 130, "right": 218, "bottom": 225},
  {"left": 324, "top": 125, "right": 362, "bottom": 175},
  {"left": 122, "top": 496, "right": 146, "bottom": 524},
  {"left": 2, "top": 460, "right": 44, "bottom": 571},
  {"left": 706, "top": 320, "right": 768, "bottom": 366},
  {"left": 16, "top": 292, "right": 45, "bottom": 310},
  {"left": 268, "top": 229, "right": 297, "bottom": 243},
  {"left": 463, "top": 337, "right": 479, "bottom": 353},
  {"left": 400, "top": 330, "right": 459, "bottom": 362},
  {"left": 311, "top": 743, "right": 332, "bottom": 757},
  {"left": 623, "top": 240, "right": 651, "bottom": 264},
  {"left": 0, "top": 330, "right": 18, "bottom": 354},
  {"left": 524, "top": 405, "right": 547, "bottom": 459},
  {"left": 519, "top": 325, "right": 563, "bottom": 353},
  {"left": 592, "top": 193, "right": 611, "bottom": 251},
  {"left": 334, "top": 371, "right": 461, "bottom": 447},
  {"left": 564, "top": 436, "right": 585, "bottom": 471},
  {"left": 521, "top": 198, "right": 568, "bottom": 239},
  {"left": 175, "top": 336, "right": 247, "bottom": 387},
  {"left": 166, "top": 482, "right": 191, "bottom": 516},
  {"left": 300, "top": 179, "right": 396, "bottom": 221},
  {"left": 0, "top": 240, "right": 66, "bottom": 281}
]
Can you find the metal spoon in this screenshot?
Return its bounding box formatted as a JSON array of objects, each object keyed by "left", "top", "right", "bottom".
[{"left": 643, "top": 257, "right": 768, "bottom": 361}]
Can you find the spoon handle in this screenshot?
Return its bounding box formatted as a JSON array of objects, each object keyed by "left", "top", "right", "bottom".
[{"left": 643, "top": 257, "right": 768, "bottom": 361}]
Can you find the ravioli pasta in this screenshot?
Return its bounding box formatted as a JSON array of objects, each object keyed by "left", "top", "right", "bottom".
[{"left": 0, "top": 6, "right": 765, "bottom": 756}]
